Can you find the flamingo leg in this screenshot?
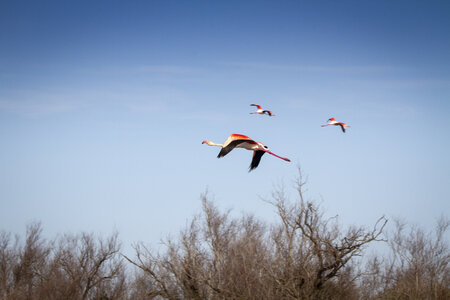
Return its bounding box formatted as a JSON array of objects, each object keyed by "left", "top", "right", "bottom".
[{"left": 263, "top": 150, "right": 290, "bottom": 162}]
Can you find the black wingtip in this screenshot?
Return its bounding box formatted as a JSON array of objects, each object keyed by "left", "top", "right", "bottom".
[{"left": 248, "top": 150, "right": 265, "bottom": 172}]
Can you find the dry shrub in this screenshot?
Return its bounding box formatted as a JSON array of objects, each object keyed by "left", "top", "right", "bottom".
[{"left": 126, "top": 170, "right": 387, "bottom": 299}]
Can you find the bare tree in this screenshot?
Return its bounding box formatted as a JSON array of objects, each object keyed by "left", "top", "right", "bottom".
[
  {"left": 365, "top": 217, "right": 450, "bottom": 299},
  {"left": 266, "top": 169, "right": 387, "bottom": 299},
  {"left": 0, "top": 231, "right": 18, "bottom": 299},
  {"left": 0, "top": 223, "right": 125, "bottom": 300},
  {"left": 50, "top": 231, "right": 126, "bottom": 300},
  {"left": 3, "top": 170, "right": 447, "bottom": 299},
  {"left": 125, "top": 194, "right": 272, "bottom": 300},
  {"left": 0, "top": 222, "right": 51, "bottom": 300},
  {"left": 127, "top": 169, "right": 387, "bottom": 299}
]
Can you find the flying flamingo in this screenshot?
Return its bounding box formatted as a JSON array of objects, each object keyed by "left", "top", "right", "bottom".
[
  {"left": 250, "top": 104, "right": 275, "bottom": 116},
  {"left": 202, "top": 134, "right": 290, "bottom": 171},
  {"left": 321, "top": 117, "right": 350, "bottom": 133}
]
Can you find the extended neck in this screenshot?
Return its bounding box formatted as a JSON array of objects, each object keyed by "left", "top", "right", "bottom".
[{"left": 203, "top": 140, "right": 224, "bottom": 147}]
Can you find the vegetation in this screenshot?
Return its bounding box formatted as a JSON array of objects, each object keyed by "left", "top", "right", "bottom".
[{"left": 1, "top": 171, "right": 448, "bottom": 299}]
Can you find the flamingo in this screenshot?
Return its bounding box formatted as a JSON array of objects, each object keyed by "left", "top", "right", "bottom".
[
  {"left": 321, "top": 117, "right": 350, "bottom": 133},
  {"left": 250, "top": 104, "right": 275, "bottom": 116},
  {"left": 202, "top": 134, "right": 290, "bottom": 171}
]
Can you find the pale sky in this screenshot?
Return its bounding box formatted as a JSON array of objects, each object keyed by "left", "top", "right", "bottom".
[{"left": 1, "top": 0, "right": 449, "bottom": 253}]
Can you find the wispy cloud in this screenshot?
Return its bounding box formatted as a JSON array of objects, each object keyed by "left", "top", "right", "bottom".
[
  {"left": 170, "top": 111, "right": 231, "bottom": 122},
  {"left": 356, "top": 78, "right": 450, "bottom": 88},
  {"left": 284, "top": 92, "right": 420, "bottom": 120},
  {"left": 0, "top": 88, "right": 94, "bottom": 117},
  {"left": 0, "top": 73, "right": 16, "bottom": 79},
  {"left": 76, "top": 64, "right": 207, "bottom": 77},
  {"left": 0, "top": 98, "right": 78, "bottom": 117},
  {"left": 0, "top": 83, "right": 198, "bottom": 118},
  {"left": 224, "top": 62, "right": 401, "bottom": 73},
  {"left": 122, "top": 86, "right": 189, "bottom": 114},
  {"left": 133, "top": 65, "right": 203, "bottom": 74},
  {"left": 359, "top": 100, "right": 418, "bottom": 118},
  {"left": 127, "top": 102, "right": 169, "bottom": 113}
]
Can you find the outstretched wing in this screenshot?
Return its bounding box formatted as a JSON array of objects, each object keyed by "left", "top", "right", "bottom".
[
  {"left": 217, "top": 134, "right": 254, "bottom": 158},
  {"left": 263, "top": 110, "right": 274, "bottom": 116},
  {"left": 218, "top": 139, "right": 248, "bottom": 158},
  {"left": 249, "top": 150, "right": 265, "bottom": 171},
  {"left": 339, "top": 123, "right": 346, "bottom": 133},
  {"left": 250, "top": 104, "right": 262, "bottom": 109}
]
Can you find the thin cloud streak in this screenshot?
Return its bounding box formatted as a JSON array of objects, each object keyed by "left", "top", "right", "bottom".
[
  {"left": 285, "top": 94, "right": 419, "bottom": 119},
  {"left": 224, "top": 62, "right": 402, "bottom": 73},
  {"left": 171, "top": 111, "right": 231, "bottom": 122},
  {"left": 75, "top": 65, "right": 208, "bottom": 77},
  {"left": 0, "top": 99, "right": 78, "bottom": 117},
  {"left": 0, "top": 85, "right": 192, "bottom": 117},
  {"left": 133, "top": 65, "right": 203, "bottom": 74},
  {"left": 347, "top": 78, "right": 450, "bottom": 88},
  {"left": 127, "top": 102, "right": 169, "bottom": 114}
]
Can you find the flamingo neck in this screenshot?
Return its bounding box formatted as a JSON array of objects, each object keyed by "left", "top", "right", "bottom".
[{"left": 205, "top": 141, "right": 224, "bottom": 147}]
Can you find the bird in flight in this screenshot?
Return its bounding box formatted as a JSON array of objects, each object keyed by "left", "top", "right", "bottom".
[
  {"left": 321, "top": 117, "right": 350, "bottom": 133},
  {"left": 250, "top": 104, "right": 275, "bottom": 116},
  {"left": 202, "top": 134, "right": 290, "bottom": 171}
]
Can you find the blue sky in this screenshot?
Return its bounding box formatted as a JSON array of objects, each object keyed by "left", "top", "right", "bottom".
[{"left": 1, "top": 0, "right": 449, "bottom": 252}]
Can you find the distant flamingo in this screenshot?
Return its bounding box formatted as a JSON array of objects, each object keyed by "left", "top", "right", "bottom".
[
  {"left": 321, "top": 117, "right": 350, "bottom": 133},
  {"left": 202, "top": 134, "right": 290, "bottom": 171},
  {"left": 250, "top": 104, "right": 275, "bottom": 116}
]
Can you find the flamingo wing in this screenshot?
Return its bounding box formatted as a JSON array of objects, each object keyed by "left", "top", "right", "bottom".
[
  {"left": 263, "top": 110, "right": 273, "bottom": 116},
  {"left": 218, "top": 134, "right": 254, "bottom": 158},
  {"left": 249, "top": 150, "right": 265, "bottom": 171},
  {"left": 217, "top": 139, "right": 250, "bottom": 158},
  {"left": 250, "top": 104, "right": 262, "bottom": 109},
  {"left": 338, "top": 123, "right": 346, "bottom": 133}
]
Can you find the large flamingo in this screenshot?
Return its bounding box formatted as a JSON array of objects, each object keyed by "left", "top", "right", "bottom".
[
  {"left": 321, "top": 117, "right": 350, "bottom": 133},
  {"left": 250, "top": 104, "right": 275, "bottom": 116},
  {"left": 202, "top": 134, "right": 290, "bottom": 171}
]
